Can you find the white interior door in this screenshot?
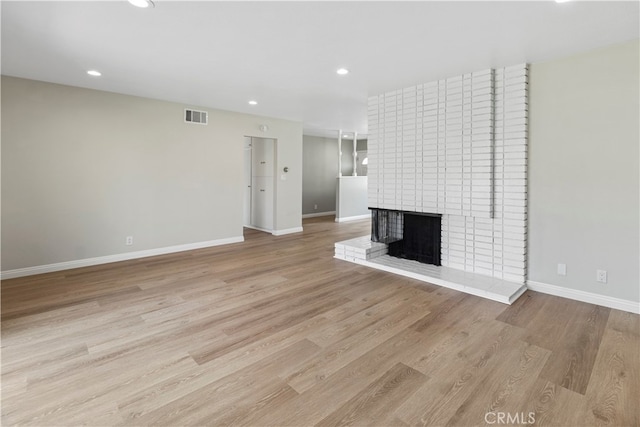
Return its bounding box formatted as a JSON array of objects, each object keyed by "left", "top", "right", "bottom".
[
  {"left": 243, "top": 137, "right": 252, "bottom": 226},
  {"left": 251, "top": 176, "right": 274, "bottom": 230},
  {"left": 249, "top": 137, "right": 275, "bottom": 231},
  {"left": 251, "top": 137, "right": 275, "bottom": 177}
]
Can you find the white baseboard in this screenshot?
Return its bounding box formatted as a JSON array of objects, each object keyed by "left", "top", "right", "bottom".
[
  {"left": 335, "top": 214, "right": 370, "bottom": 223},
  {"left": 302, "top": 211, "right": 336, "bottom": 219},
  {"left": 1, "top": 236, "right": 245, "bottom": 280},
  {"left": 527, "top": 280, "right": 640, "bottom": 314},
  {"left": 243, "top": 225, "right": 303, "bottom": 236},
  {"left": 244, "top": 225, "right": 272, "bottom": 233},
  {"left": 272, "top": 227, "right": 303, "bottom": 236}
]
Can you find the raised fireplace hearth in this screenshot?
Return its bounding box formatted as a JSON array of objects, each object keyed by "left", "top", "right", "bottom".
[
  {"left": 333, "top": 234, "right": 526, "bottom": 305},
  {"left": 371, "top": 208, "right": 441, "bottom": 266}
]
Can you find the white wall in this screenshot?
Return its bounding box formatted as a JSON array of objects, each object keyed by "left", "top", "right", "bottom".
[
  {"left": 1, "top": 76, "right": 302, "bottom": 273},
  {"left": 336, "top": 176, "right": 369, "bottom": 221},
  {"left": 528, "top": 39, "right": 639, "bottom": 303}
]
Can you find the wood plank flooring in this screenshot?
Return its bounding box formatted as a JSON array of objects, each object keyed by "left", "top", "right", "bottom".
[{"left": 2, "top": 217, "right": 638, "bottom": 426}]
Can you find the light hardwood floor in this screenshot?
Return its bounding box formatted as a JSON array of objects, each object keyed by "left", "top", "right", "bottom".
[{"left": 2, "top": 217, "right": 638, "bottom": 426}]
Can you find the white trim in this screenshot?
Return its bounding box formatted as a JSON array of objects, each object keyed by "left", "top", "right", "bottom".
[
  {"left": 244, "top": 225, "right": 272, "bottom": 233},
  {"left": 336, "top": 175, "right": 366, "bottom": 180},
  {"left": 272, "top": 227, "right": 303, "bottom": 236},
  {"left": 302, "top": 211, "right": 336, "bottom": 219},
  {"left": 335, "top": 214, "right": 370, "bottom": 223},
  {"left": 245, "top": 225, "right": 303, "bottom": 236},
  {"left": 0, "top": 236, "right": 244, "bottom": 280},
  {"left": 527, "top": 280, "right": 640, "bottom": 314}
]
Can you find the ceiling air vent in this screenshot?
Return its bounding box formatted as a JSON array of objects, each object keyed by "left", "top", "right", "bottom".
[{"left": 185, "top": 109, "right": 208, "bottom": 125}]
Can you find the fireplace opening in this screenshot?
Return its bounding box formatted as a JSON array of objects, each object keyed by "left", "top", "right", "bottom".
[
  {"left": 371, "top": 209, "right": 441, "bottom": 266},
  {"left": 371, "top": 209, "right": 403, "bottom": 244}
]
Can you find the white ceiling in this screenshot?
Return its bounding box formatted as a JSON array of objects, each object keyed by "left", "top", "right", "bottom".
[{"left": 2, "top": 1, "right": 638, "bottom": 138}]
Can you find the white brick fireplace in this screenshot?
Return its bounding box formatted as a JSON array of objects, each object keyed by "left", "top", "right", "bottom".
[{"left": 335, "top": 64, "right": 529, "bottom": 303}]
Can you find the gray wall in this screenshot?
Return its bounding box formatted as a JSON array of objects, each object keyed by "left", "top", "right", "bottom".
[
  {"left": 302, "top": 135, "right": 339, "bottom": 215},
  {"left": 1, "top": 76, "right": 303, "bottom": 272},
  {"left": 528, "top": 39, "right": 639, "bottom": 302}
]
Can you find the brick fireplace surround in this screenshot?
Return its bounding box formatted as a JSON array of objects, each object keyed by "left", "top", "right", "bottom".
[{"left": 335, "top": 64, "right": 529, "bottom": 304}]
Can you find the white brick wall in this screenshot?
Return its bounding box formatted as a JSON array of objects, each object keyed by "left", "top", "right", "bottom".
[{"left": 367, "top": 64, "right": 528, "bottom": 283}]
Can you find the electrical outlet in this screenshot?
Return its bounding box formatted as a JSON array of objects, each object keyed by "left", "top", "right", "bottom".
[
  {"left": 596, "top": 270, "right": 607, "bottom": 284},
  {"left": 126, "top": 236, "right": 133, "bottom": 246},
  {"left": 557, "top": 263, "right": 567, "bottom": 276},
  {"left": 314, "top": 204, "right": 318, "bottom": 210}
]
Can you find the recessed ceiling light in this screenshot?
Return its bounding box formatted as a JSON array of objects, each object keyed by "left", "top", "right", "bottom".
[
  {"left": 336, "top": 68, "right": 349, "bottom": 75},
  {"left": 87, "top": 70, "right": 102, "bottom": 77},
  {"left": 128, "top": 0, "right": 154, "bottom": 8},
  {"left": 248, "top": 100, "right": 258, "bottom": 106},
  {"left": 555, "top": 0, "right": 571, "bottom": 3}
]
